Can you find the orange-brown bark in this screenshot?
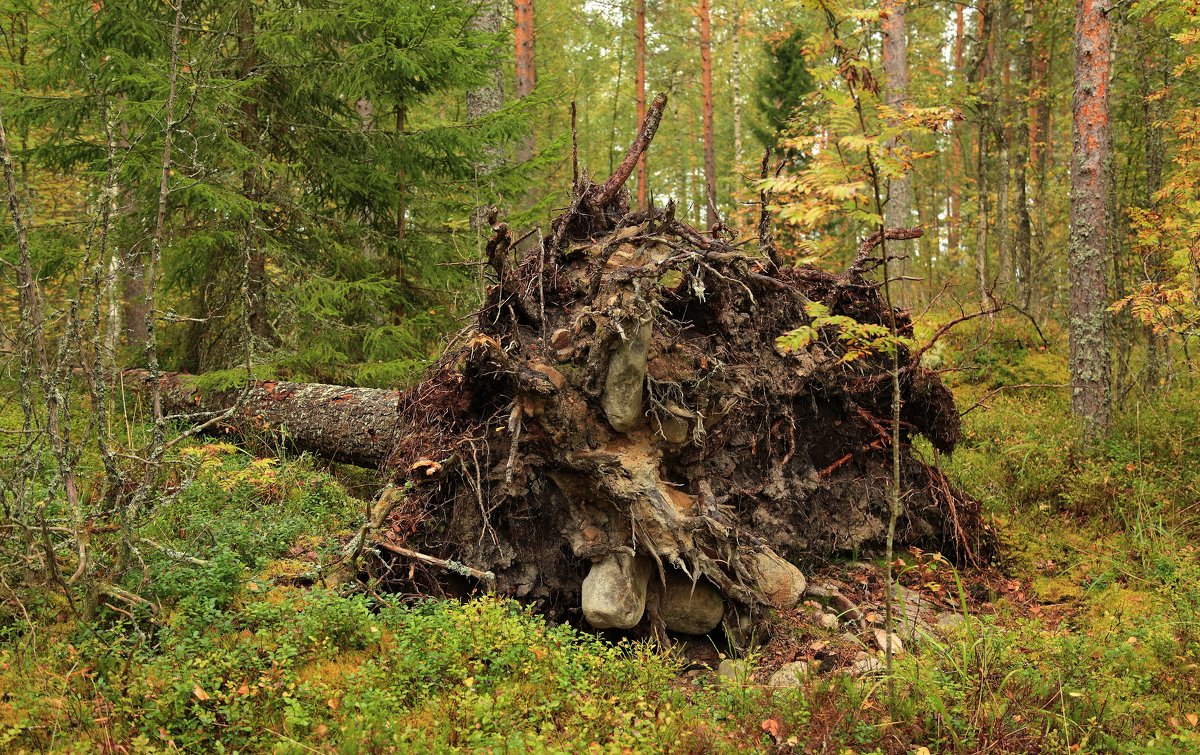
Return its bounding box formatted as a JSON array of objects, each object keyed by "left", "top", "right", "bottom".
[
  {"left": 1068, "top": 0, "right": 1112, "bottom": 432},
  {"left": 698, "top": 0, "right": 716, "bottom": 227},
  {"left": 635, "top": 0, "right": 647, "bottom": 211}
]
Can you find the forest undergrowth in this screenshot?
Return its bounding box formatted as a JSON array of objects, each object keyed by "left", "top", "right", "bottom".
[{"left": 2, "top": 316, "right": 1199, "bottom": 754}]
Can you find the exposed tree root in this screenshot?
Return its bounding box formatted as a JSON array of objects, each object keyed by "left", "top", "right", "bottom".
[{"left": 138, "top": 98, "right": 987, "bottom": 637}]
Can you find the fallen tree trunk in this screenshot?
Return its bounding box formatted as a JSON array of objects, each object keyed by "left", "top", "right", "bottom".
[
  {"left": 124, "top": 371, "right": 401, "bottom": 468},
  {"left": 130, "top": 95, "right": 985, "bottom": 637}
]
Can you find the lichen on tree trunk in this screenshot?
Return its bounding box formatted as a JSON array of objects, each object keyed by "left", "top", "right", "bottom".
[{"left": 1069, "top": 0, "right": 1112, "bottom": 436}]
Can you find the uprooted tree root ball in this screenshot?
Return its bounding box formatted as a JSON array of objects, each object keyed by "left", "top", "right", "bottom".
[
  {"left": 374, "top": 188, "right": 983, "bottom": 639},
  {"left": 140, "top": 98, "right": 985, "bottom": 641}
]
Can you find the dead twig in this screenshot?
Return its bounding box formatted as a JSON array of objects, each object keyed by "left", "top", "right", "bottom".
[{"left": 374, "top": 541, "right": 496, "bottom": 585}]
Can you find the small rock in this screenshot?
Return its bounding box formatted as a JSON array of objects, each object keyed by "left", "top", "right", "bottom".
[
  {"left": 935, "top": 612, "right": 966, "bottom": 630},
  {"left": 742, "top": 548, "right": 806, "bottom": 609},
  {"left": 818, "top": 613, "right": 840, "bottom": 631},
  {"left": 653, "top": 412, "right": 691, "bottom": 445},
  {"left": 846, "top": 656, "right": 884, "bottom": 676},
  {"left": 717, "top": 659, "right": 750, "bottom": 683},
  {"left": 581, "top": 552, "right": 652, "bottom": 630},
  {"left": 873, "top": 629, "right": 905, "bottom": 656},
  {"left": 510, "top": 563, "right": 539, "bottom": 598},
  {"left": 768, "top": 661, "right": 810, "bottom": 687},
  {"left": 550, "top": 328, "right": 572, "bottom": 350},
  {"left": 660, "top": 574, "right": 725, "bottom": 635},
  {"left": 722, "top": 611, "right": 757, "bottom": 651}
]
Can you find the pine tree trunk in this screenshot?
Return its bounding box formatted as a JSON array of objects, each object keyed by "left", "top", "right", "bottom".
[
  {"left": 731, "top": 7, "right": 743, "bottom": 175},
  {"left": 881, "top": 0, "right": 912, "bottom": 305},
  {"left": 1069, "top": 0, "right": 1112, "bottom": 435},
  {"left": 699, "top": 0, "right": 717, "bottom": 227},
  {"left": 514, "top": 0, "right": 536, "bottom": 163}
]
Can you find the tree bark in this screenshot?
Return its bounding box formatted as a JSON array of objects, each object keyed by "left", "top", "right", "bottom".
[
  {"left": 467, "top": 0, "right": 505, "bottom": 230},
  {"left": 635, "top": 0, "right": 648, "bottom": 210},
  {"left": 238, "top": 2, "right": 269, "bottom": 342},
  {"left": 947, "top": 4, "right": 965, "bottom": 256},
  {"left": 514, "top": 0, "right": 536, "bottom": 163},
  {"left": 1014, "top": 0, "right": 1034, "bottom": 309},
  {"left": 1069, "top": 0, "right": 1112, "bottom": 435},
  {"left": 130, "top": 371, "right": 402, "bottom": 469},
  {"left": 882, "top": 0, "right": 913, "bottom": 305},
  {"left": 973, "top": 0, "right": 994, "bottom": 310},
  {"left": 699, "top": 0, "right": 717, "bottom": 227},
  {"left": 731, "top": 5, "right": 744, "bottom": 174}
]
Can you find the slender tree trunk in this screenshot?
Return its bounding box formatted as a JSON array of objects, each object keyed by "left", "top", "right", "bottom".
[
  {"left": 121, "top": 92, "right": 148, "bottom": 350},
  {"left": 993, "top": 2, "right": 1011, "bottom": 294},
  {"left": 123, "top": 250, "right": 148, "bottom": 349},
  {"left": 947, "top": 4, "right": 965, "bottom": 255},
  {"left": 1014, "top": 0, "right": 1034, "bottom": 308},
  {"left": 514, "top": 0, "right": 536, "bottom": 162},
  {"left": 731, "top": 6, "right": 744, "bottom": 175},
  {"left": 238, "top": 3, "right": 268, "bottom": 342},
  {"left": 467, "top": 0, "right": 505, "bottom": 231},
  {"left": 1030, "top": 22, "right": 1052, "bottom": 311},
  {"left": 975, "top": 128, "right": 991, "bottom": 308},
  {"left": 1138, "top": 15, "right": 1167, "bottom": 390},
  {"left": 882, "top": 0, "right": 912, "bottom": 304},
  {"left": 699, "top": 0, "right": 717, "bottom": 227},
  {"left": 1069, "top": 0, "right": 1112, "bottom": 435},
  {"left": 635, "top": 0, "right": 648, "bottom": 210},
  {"left": 395, "top": 106, "right": 408, "bottom": 289},
  {"left": 974, "top": 0, "right": 993, "bottom": 309}
]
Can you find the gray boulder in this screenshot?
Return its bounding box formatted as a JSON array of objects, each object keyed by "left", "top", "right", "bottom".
[
  {"left": 660, "top": 573, "right": 725, "bottom": 635},
  {"left": 581, "top": 552, "right": 652, "bottom": 629},
  {"left": 601, "top": 320, "right": 653, "bottom": 433},
  {"left": 768, "top": 661, "right": 810, "bottom": 687},
  {"left": 742, "top": 548, "right": 807, "bottom": 608}
]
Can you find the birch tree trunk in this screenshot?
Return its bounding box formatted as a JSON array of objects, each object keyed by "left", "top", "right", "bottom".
[{"left": 881, "top": 0, "right": 913, "bottom": 305}]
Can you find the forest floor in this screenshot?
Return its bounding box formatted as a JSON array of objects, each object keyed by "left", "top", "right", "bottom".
[{"left": 2, "top": 315, "right": 1200, "bottom": 753}]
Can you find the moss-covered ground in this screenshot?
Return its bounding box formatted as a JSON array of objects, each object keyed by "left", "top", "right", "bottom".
[{"left": 2, "top": 318, "right": 1199, "bottom": 753}]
